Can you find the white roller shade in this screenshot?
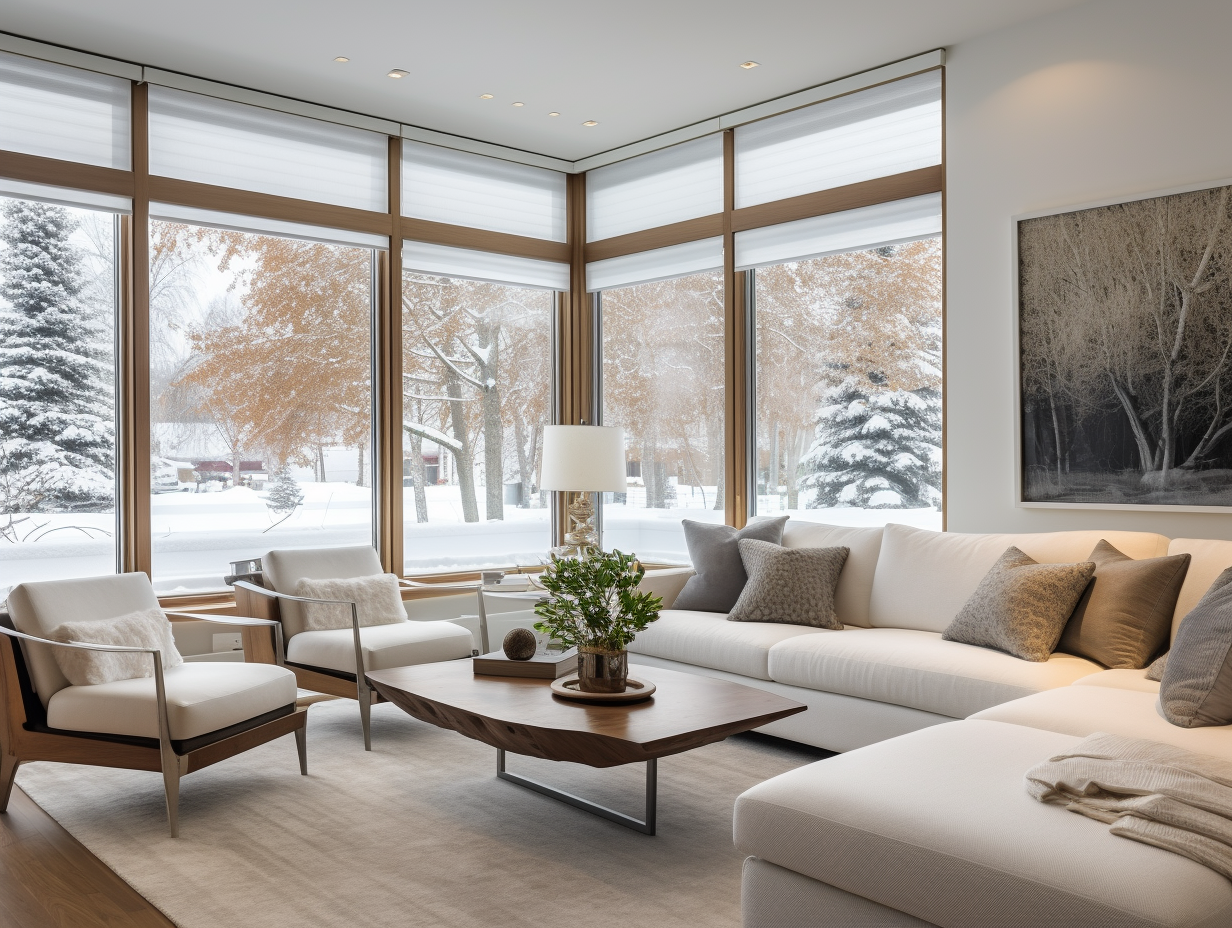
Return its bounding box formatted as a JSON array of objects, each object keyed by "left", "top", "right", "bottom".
[
  {"left": 587, "top": 237, "right": 723, "bottom": 292},
  {"left": 402, "top": 140, "right": 566, "bottom": 242},
  {"left": 0, "top": 50, "right": 130, "bottom": 169},
  {"left": 735, "top": 193, "right": 941, "bottom": 270},
  {"left": 150, "top": 203, "right": 388, "bottom": 250},
  {"left": 402, "top": 241, "right": 568, "bottom": 291},
  {"left": 0, "top": 178, "right": 131, "bottom": 214},
  {"left": 586, "top": 134, "right": 722, "bottom": 242},
  {"left": 735, "top": 70, "right": 941, "bottom": 209},
  {"left": 148, "top": 86, "right": 388, "bottom": 212}
]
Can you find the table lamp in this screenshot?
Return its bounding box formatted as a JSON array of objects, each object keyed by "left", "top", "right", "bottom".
[{"left": 540, "top": 424, "right": 627, "bottom": 555}]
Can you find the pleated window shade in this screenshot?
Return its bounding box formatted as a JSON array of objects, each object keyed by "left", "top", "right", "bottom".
[
  {"left": 402, "top": 140, "right": 567, "bottom": 242},
  {"left": 148, "top": 86, "right": 388, "bottom": 212},
  {"left": 586, "top": 237, "right": 723, "bottom": 292},
  {"left": 402, "top": 240, "right": 569, "bottom": 291},
  {"left": 586, "top": 134, "right": 723, "bottom": 242},
  {"left": 734, "top": 193, "right": 941, "bottom": 270},
  {"left": 735, "top": 70, "right": 941, "bottom": 210},
  {"left": 151, "top": 202, "right": 389, "bottom": 250},
  {"left": 0, "top": 50, "right": 130, "bottom": 169}
]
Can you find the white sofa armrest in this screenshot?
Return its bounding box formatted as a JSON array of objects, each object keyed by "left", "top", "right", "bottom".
[{"left": 638, "top": 567, "right": 695, "bottom": 610}]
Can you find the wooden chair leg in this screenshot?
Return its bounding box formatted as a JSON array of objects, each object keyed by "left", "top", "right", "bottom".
[
  {"left": 0, "top": 753, "right": 20, "bottom": 812},
  {"left": 294, "top": 724, "right": 307, "bottom": 775}
]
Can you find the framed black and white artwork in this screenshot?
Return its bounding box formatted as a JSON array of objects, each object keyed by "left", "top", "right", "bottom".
[{"left": 1015, "top": 179, "right": 1232, "bottom": 510}]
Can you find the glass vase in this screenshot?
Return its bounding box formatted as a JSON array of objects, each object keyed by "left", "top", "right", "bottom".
[{"left": 576, "top": 646, "right": 628, "bottom": 693}]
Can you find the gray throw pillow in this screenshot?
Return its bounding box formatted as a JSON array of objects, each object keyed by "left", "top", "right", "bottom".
[
  {"left": 673, "top": 517, "right": 789, "bottom": 613},
  {"left": 1145, "top": 652, "right": 1168, "bottom": 682},
  {"left": 727, "top": 539, "right": 849, "bottom": 629},
  {"left": 1159, "top": 568, "right": 1232, "bottom": 728},
  {"left": 942, "top": 546, "right": 1095, "bottom": 662}
]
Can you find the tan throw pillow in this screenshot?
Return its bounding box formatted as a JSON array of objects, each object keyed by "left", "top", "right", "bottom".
[
  {"left": 1057, "top": 540, "right": 1190, "bottom": 669},
  {"left": 727, "top": 539, "right": 849, "bottom": 629},
  {"left": 1159, "top": 568, "right": 1232, "bottom": 728},
  {"left": 942, "top": 547, "right": 1095, "bottom": 662},
  {"left": 296, "top": 574, "right": 408, "bottom": 632},
  {"left": 50, "top": 607, "right": 184, "bottom": 686}
]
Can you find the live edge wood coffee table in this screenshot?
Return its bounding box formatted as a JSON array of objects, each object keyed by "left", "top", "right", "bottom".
[{"left": 366, "top": 662, "right": 805, "bottom": 835}]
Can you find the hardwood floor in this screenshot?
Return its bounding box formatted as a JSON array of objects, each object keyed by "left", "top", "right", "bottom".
[{"left": 0, "top": 787, "right": 171, "bottom": 928}]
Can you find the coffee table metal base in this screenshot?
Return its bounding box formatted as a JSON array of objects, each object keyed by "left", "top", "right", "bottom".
[{"left": 496, "top": 749, "right": 658, "bottom": 835}]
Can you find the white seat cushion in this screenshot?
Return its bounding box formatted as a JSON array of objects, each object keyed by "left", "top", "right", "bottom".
[
  {"left": 286, "top": 620, "right": 474, "bottom": 674},
  {"left": 735, "top": 720, "right": 1232, "bottom": 928},
  {"left": 1072, "top": 668, "right": 1160, "bottom": 693},
  {"left": 46, "top": 662, "right": 296, "bottom": 742},
  {"left": 625, "top": 610, "right": 832, "bottom": 680},
  {"left": 766, "top": 627, "right": 1102, "bottom": 718},
  {"left": 971, "top": 686, "right": 1232, "bottom": 762}
]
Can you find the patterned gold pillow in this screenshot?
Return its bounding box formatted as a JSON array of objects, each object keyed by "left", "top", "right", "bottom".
[{"left": 727, "top": 539, "right": 849, "bottom": 629}]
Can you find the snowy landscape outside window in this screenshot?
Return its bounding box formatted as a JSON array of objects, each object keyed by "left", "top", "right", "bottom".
[
  {"left": 752, "top": 238, "right": 942, "bottom": 529},
  {"left": 148, "top": 220, "right": 374, "bottom": 593},
  {"left": 0, "top": 197, "right": 118, "bottom": 594},
  {"left": 599, "top": 270, "right": 726, "bottom": 562},
  {"left": 401, "top": 270, "right": 554, "bottom": 574}
]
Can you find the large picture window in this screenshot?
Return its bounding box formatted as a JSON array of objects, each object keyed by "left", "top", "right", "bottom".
[
  {"left": 0, "top": 194, "right": 119, "bottom": 594},
  {"left": 148, "top": 217, "right": 375, "bottom": 593}
]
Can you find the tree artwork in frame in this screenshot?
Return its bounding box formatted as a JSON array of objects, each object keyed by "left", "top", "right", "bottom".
[{"left": 1016, "top": 179, "right": 1232, "bottom": 510}]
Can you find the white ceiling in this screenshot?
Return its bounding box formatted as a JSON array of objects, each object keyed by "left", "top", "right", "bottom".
[{"left": 2, "top": 0, "right": 1086, "bottom": 162}]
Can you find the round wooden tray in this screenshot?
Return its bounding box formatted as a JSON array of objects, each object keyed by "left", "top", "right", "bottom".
[{"left": 550, "top": 675, "right": 657, "bottom": 704}]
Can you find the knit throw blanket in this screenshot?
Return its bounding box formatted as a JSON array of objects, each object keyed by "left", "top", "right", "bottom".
[{"left": 1026, "top": 732, "right": 1232, "bottom": 880}]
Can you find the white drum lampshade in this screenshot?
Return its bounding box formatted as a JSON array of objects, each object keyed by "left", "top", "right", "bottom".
[{"left": 540, "top": 425, "right": 627, "bottom": 493}]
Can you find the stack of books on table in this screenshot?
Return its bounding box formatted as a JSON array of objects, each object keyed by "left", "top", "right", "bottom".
[{"left": 473, "top": 648, "right": 578, "bottom": 679}]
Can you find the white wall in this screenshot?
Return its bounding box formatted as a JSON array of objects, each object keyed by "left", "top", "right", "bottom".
[{"left": 946, "top": 0, "right": 1232, "bottom": 539}]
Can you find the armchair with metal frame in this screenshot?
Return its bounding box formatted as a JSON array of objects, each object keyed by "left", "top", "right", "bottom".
[{"left": 1, "top": 574, "right": 307, "bottom": 838}]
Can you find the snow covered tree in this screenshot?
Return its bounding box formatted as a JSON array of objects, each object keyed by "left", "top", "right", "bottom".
[
  {"left": 0, "top": 200, "right": 113, "bottom": 513},
  {"left": 266, "top": 464, "right": 304, "bottom": 514},
  {"left": 803, "top": 377, "right": 941, "bottom": 509}
]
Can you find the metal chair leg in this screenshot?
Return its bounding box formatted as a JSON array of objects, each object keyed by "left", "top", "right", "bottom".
[
  {"left": 294, "top": 724, "right": 308, "bottom": 775},
  {"left": 357, "top": 681, "right": 372, "bottom": 751},
  {"left": 161, "top": 752, "right": 182, "bottom": 838},
  {"left": 0, "top": 753, "right": 20, "bottom": 812}
]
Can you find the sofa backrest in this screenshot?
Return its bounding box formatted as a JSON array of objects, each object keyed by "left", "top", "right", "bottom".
[
  {"left": 1167, "top": 538, "right": 1232, "bottom": 643},
  {"left": 868, "top": 524, "right": 1172, "bottom": 634},
  {"left": 780, "top": 522, "right": 883, "bottom": 627}
]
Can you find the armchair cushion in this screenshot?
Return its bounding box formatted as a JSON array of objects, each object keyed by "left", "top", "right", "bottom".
[
  {"left": 286, "top": 620, "right": 474, "bottom": 675},
  {"left": 294, "top": 574, "right": 407, "bottom": 632},
  {"left": 262, "top": 546, "right": 384, "bottom": 638},
  {"left": 49, "top": 607, "right": 183, "bottom": 686},
  {"left": 45, "top": 662, "right": 296, "bottom": 741}
]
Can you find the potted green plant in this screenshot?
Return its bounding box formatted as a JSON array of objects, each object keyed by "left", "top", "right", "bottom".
[{"left": 533, "top": 550, "right": 663, "bottom": 693}]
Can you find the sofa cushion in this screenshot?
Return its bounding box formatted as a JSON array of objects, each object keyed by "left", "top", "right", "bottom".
[
  {"left": 672, "top": 517, "right": 788, "bottom": 613},
  {"left": 729, "top": 540, "right": 848, "bottom": 628},
  {"left": 45, "top": 662, "right": 296, "bottom": 741},
  {"left": 625, "top": 610, "right": 831, "bottom": 680},
  {"left": 869, "top": 524, "right": 1170, "bottom": 634},
  {"left": 734, "top": 720, "right": 1232, "bottom": 928},
  {"left": 766, "top": 627, "right": 1102, "bottom": 718},
  {"left": 1168, "top": 538, "right": 1232, "bottom": 642},
  {"left": 942, "top": 546, "right": 1095, "bottom": 662},
  {"left": 971, "top": 686, "right": 1232, "bottom": 762},
  {"left": 1072, "top": 668, "right": 1160, "bottom": 693},
  {"left": 779, "top": 522, "right": 883, "bottom": 627},
  {"left": 286, "top": 620, "right": 474, "bottom": 675}
]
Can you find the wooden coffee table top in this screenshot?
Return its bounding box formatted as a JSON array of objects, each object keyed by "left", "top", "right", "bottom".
[{"left": 367, "top": 662, "right": 806, "bottom": 768}]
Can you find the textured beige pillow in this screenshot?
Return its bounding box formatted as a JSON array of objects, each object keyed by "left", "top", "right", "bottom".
[
  {"left": 295, "top": 574, "right": 408, "bottom": 632},
  {"left": 942, "top": 546, "right": 1095, "bottom": 662},
  {"left": 50, "top": 607, "right": 183, "bottom": 686},
  {"left": 727, "top": 539, "right": 849, "bottom": 628}
]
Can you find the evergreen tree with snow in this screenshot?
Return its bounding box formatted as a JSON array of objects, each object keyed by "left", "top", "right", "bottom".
[
  {"left": 266, "top": 463, "right": 304, "bottom": 514},
  {"left": 802, "top": 375, "right": 941, "bottom": 510},
  {"left": 0, "top": 200, "right": 114, "bottom": 513}
]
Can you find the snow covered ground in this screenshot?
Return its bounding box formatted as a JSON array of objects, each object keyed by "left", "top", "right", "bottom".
[{"left": 1, "top": 480, "right": 942, "bottom": 594}]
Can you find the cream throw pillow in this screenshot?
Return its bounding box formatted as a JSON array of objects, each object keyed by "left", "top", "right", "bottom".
[
  {"left": 50, "top": 607, "right": 184, "bottom": 686},
  {"left": 295, "top": 574, "right": 408, "bottom": 632}
]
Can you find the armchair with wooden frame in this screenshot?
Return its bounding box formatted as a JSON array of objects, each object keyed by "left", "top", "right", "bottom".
[
  {"left": 234, "top": 546, "right": 474, "bottom": 751},
  {"left": 1, "top": 573, "right": 307, "bottom": 837}
]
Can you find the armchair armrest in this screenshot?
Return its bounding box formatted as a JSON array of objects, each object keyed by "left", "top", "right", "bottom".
[
  {"left": 163, "top": 611, "right": 286, "bottom": 665},
  {"left": 232, "top": 582, "right": 364, "bottom": 681}
]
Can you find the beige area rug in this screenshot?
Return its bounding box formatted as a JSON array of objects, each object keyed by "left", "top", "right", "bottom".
[{"left": 15, "top": 698, "right": 828, "bottom": 928}]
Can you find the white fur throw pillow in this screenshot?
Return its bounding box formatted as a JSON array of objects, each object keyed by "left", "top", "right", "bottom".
[
  {"left": 295, "top": 574, "right": 408, "bottom": 632},
  {"left": 50, "top": 607, "right": 184, "bottom": 686}
]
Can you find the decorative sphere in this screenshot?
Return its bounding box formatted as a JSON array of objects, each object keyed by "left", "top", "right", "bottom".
[{"left": 502, "top": 627, "right": 538, "bottom": 661}]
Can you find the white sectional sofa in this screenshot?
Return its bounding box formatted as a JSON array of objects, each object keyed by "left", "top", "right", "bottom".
[{"left": 633, "top": 521, "right": 1232, "bottom": 927}]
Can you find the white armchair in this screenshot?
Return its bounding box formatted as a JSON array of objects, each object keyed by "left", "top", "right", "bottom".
[
  {"left": 235, "top": 546, "right": 474, "bottom": 750},
  {"left": 1, "top": 573, "right": 307, "bottom": 837}
]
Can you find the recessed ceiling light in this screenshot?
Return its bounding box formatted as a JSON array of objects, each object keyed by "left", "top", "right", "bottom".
[
  {"left": 479, "top": 93, "right": 494, "bottom": 99},
  {"left": 548, "top": 112, "right": 560, "bottom": 117},
  {"left": 582, "top": 120, "right": 598, "bottom": 127},
  {"left": 333, "top": 56, "right": 349, "bottom": 63},
  {"left": 739, "top": 60, "right": 760, "bottom": 69},
  {"left": 387, "top": 69, "right": 409, "bottom": 79},
  {"left": 512, "top": 101, "right": 524, "bottom": 107}
]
